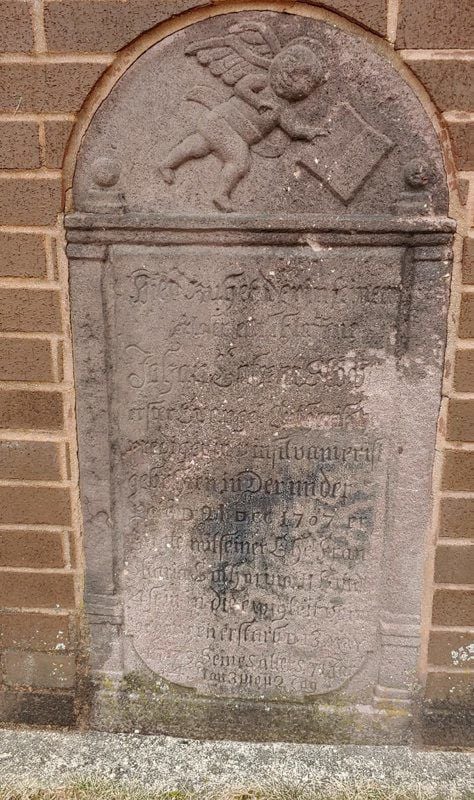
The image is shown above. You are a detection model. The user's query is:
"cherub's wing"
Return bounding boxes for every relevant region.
[185,21,281,86]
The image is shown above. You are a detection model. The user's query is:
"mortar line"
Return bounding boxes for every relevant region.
[31,0,46,54]
[0,478,73,488]
[440,490,474,497]
[0,607,72,616]
[38,120,47,168]
[433,582,474,590]
[0,113,77,123]
[401,49,474,60]
[437,538,474,546]
[431,624,474,632]
[0,381,72,391]
[0,169,62,179]
[426,665,474,674]
[44,233,56,282]
[0,332,64,341]
[0,225,57,235]
[61,530,72,570]
[386,0,400,45]
[0,431,69,442]
[0,279,61,289]
[0,53,114,64]
[0,566,79,575]
[0,523,72,531]
[443,111,474,123]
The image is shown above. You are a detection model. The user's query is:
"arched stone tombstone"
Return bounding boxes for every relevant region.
[67,8,455,741]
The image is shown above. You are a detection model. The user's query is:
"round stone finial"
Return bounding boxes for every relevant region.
[404,158,433,190]
[91,157,121,188]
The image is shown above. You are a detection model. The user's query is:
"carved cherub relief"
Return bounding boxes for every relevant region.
[158,21,328,211]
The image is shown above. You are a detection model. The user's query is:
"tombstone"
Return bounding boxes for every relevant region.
[67,10,454,741]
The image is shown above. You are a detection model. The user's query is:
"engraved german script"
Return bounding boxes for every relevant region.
[106,245,400,697]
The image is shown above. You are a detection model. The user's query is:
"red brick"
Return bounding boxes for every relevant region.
[446,398,474,442]
[462,236,474,285]
[404,58,474,112]
[0,530,64,569]
[0,121,40,169]
[44,0,210,52]
[0,689,76,726]
[2,651,75,688]
[0,62,106,113]
[44,0,388,51]
[453,349,474,393]
[428,631,474,668]
[425,671,474,703]
[442,450,474,492]
[0,389,63,430]
[439,497,474,539]
[396,1,474,49]
[459,293,474,339]
[432,589,474,626]
[0,571,75,609]
[0,233,47,279]
[0,1,34,52]
[434,544,474,584]
[447,119,474,172]
[0,611,69,650]
[0,289,61,333]
[44,120,74,169]
[0,485,70,525]
[0,440,61,481]
[0,177,61,226]
[0,338,54,382]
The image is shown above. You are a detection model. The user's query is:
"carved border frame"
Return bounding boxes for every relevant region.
[67,214,454,728]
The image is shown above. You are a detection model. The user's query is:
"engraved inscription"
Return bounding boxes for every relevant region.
[107,245,400,697]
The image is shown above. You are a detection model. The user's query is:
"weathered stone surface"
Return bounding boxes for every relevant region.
[68,11,453,741]
[74,12,448,215]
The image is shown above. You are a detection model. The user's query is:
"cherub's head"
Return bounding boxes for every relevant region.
[269,43,326,101]
[404,158,433,189]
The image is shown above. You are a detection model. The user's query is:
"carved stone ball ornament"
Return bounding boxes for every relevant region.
[92,157,121,188]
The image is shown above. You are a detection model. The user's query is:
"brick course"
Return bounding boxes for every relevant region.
[0,338,54,382]
[2,651,75,689]
[396,1,474,50]
[43,120,74,169]
[0,289,62,333]
[0,1,34,53]
[0,530,65,568]
[0,611,70,650]
[0,439,61,480]
[0,121,40,169]
[0,63,108,114]
[0,571,75,609]
[0,389,63,430]
[403,58,474,112]
[0,177,62,226]
[0,234,48,279]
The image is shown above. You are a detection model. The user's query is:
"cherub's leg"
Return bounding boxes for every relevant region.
[159,134,210,184]
[214,140,251,212]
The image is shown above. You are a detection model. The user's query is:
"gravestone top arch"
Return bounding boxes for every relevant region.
[67,8,454,741]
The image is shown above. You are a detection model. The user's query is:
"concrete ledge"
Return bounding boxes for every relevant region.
[0,729,472,796]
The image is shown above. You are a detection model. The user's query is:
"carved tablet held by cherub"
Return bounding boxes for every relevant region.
[158,21,328,211]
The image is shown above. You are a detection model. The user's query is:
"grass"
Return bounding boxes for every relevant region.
[0,781,471,800]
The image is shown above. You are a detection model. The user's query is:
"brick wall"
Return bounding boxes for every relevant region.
[0,0,472,732]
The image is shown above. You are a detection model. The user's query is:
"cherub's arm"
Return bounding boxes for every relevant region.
[279,107,328,140]
[234,73,270,110]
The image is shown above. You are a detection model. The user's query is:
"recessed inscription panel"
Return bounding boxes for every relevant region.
[107,245,400,698]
